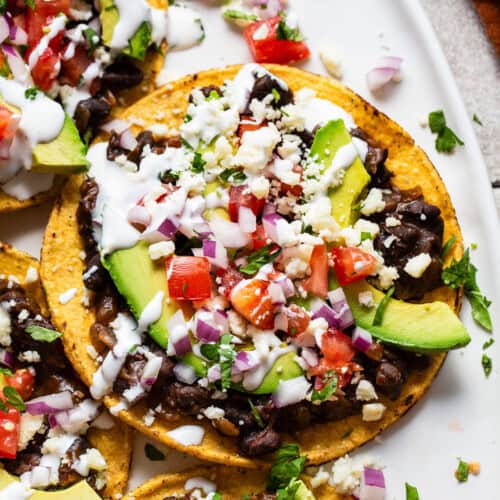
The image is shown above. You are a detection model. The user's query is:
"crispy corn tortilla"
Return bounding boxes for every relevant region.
[0,0,168,214]
[0,242,133,499]
[40,65,463,468]
[125,466,341,500]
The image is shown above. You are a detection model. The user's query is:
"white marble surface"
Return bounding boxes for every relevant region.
[422,0,500,214]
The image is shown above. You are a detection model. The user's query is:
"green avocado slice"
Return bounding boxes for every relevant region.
[310,119,371,227]
[103,241,180,348]
[340,280,470,352]
[31,114,89,174]
[0,468,100,499]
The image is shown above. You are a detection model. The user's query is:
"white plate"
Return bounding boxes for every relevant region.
[1,0,499,497]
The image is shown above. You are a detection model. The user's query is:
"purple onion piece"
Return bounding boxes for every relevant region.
[203,239,216,259]
[173,335,192,356]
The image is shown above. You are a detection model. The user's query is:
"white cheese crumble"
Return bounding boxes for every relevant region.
[249,176,270,200]
[358,291,375,308]
[385,216,401,227]
[0,305,11,346]
[355,380,378,401]
[404,253,432,278]
[148,241,175,260]
[376,265,399,289]
[18,351,41,363]
[18,414,45,451]
[202,406,225,420]
[58,288,77,304]
[360,188,386,216]
[24,266,38,284]
[319,46,343,79]
[362,402,386,422]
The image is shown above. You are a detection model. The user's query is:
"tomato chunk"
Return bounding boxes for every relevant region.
[238,115,265,138]
[243,17,310,64]
[230,279,275,329]
[228,185,265,223]
[0,408,20,459]
[285,304,310,336]
[302,244,328,298]
[4,369,35,401]
[167,256,211,301]
[0,105,18,142]
[30,47,60,91]
[321,329,356,365]
[26,0,70,45]
[250,224,269,251]
[60,44,91,87]
[331,246,377,286]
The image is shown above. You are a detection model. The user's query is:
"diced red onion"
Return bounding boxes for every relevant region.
[168,311,192,356]
[268,282,285,305]
[2,44,29,83]
[301,347,318,368]
[140,355,163,387]
[3,13,26,45]
[328,288,354,330]
[238,205,256,233]
[213,309,229,332]
[196,318,221,343]
[272,376,311,408]
[203,239,216,258]
[352,327,373,353]
[50,400,100,433]
[366,56,402,93]
[0,17,9,44]
[207,364,221,382]
[0,348,14,368]
[209,216,249,248]
[194,239,228,270]
[26,391,74,415]
[174,336,191,356]
[119,128,138,150]
[359,467,385,500]
[173,363,198,384]
[232,351,259,374]
[143,216,179,243]
[127,205,151,228]
[292,329,315,348]
[274,311,288,332]
[312,303,339,328]
[262,202,276,216]
[100,119,130,134]
[246,0,283,18]
[273,275,295,298]
[262,213,283,244]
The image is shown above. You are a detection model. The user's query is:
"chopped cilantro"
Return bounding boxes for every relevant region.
[311,371,337,402]
[482,353,492,377]
[472,113,483,126]
[212,494,222,500]
[223,9,258,22]
[276,17,304,42]
[24,87,39,100]
[239,244,281,276]
[440,235,457,260]
[160,170,180,184]
[191,152,206,173]
[184,114,192,123]
[25,325,62,343]
[341,428,353,439]
[268,444,306,491]
[0,367,12,376]
[276,478,301,500]
[405,483,420,500]
[442,248,492,331]
[360,231,372,242]
[200,343,218,361]
[144,443,165,461]
[456,459,469,482]
[3,386,25,411]
[248,398,264,428]
[471,242,478,250]
[181,137,193,150]
[206,90,220,101]
[218,333,236,391]
[219,168,247,184]
[24,0,35,9]
[272,88,281,103]
[0,0,6,14]
[483,338,494,350]
[83,27,99,52]
[428,110,464,153]
[373,286,395,326]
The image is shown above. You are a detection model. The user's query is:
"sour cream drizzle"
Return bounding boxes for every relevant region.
[166,5,204,51]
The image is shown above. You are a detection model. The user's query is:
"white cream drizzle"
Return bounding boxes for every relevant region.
[166,5,204,51]
[166,424,205,446]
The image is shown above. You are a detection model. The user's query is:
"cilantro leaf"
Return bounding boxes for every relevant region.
[268,444,306,491]
[456,459,469,482]
[3,386,25,411]
[442,248,492,331]
[482,353,492,377]
[206,90,220,101]
[212,494,222,500]
[24,0,35,9]
[239,244,281,276]
[373,286,395,326]
[276,17,304,42]
[144,443,165,461]
[428,110,464,153]
[483,338,494,350]
[276,478,301,500]
[0,367,12,376]
[191,152,206,173]
[272,88,280,103]
[360,231,372,242]
[248,398,264,428]
[219,168,247,184]
[200,343,218,361]
[83,27,99,52]
[405,483,420,500]
[472,113,483,126]
[24,87,39,100]
[441,235,457,260]
[25,325,62,343]
[311,371,337,402]
[218,333,236,391]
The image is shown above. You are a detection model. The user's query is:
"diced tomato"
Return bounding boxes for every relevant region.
[60,44,91,87]
[167,256,211,301]
[238,115,265,138]
[331,246,378,286]
[4,369,35,401]
[243,17,311,64]
[30,47,60,91]
[280,166,303,198]
[321,329,356,365]
[218,268,244,298]
[228,185,266,223]
[230,278,275,329]
[0,106,18,142]
[302,244,328,298]
[26,0,70,45]
[0,408,20,459]
[250,225,269,251]
[308,358,352,388]
[285,304,310,336]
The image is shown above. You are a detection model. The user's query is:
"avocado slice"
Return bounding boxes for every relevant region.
[340,280,470,352]
[31,114,88,174]
[310,119,370,227]
[293,480,316,500]
[103,241,180,348]
[0,468,100,499]
[100,0,152,60]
